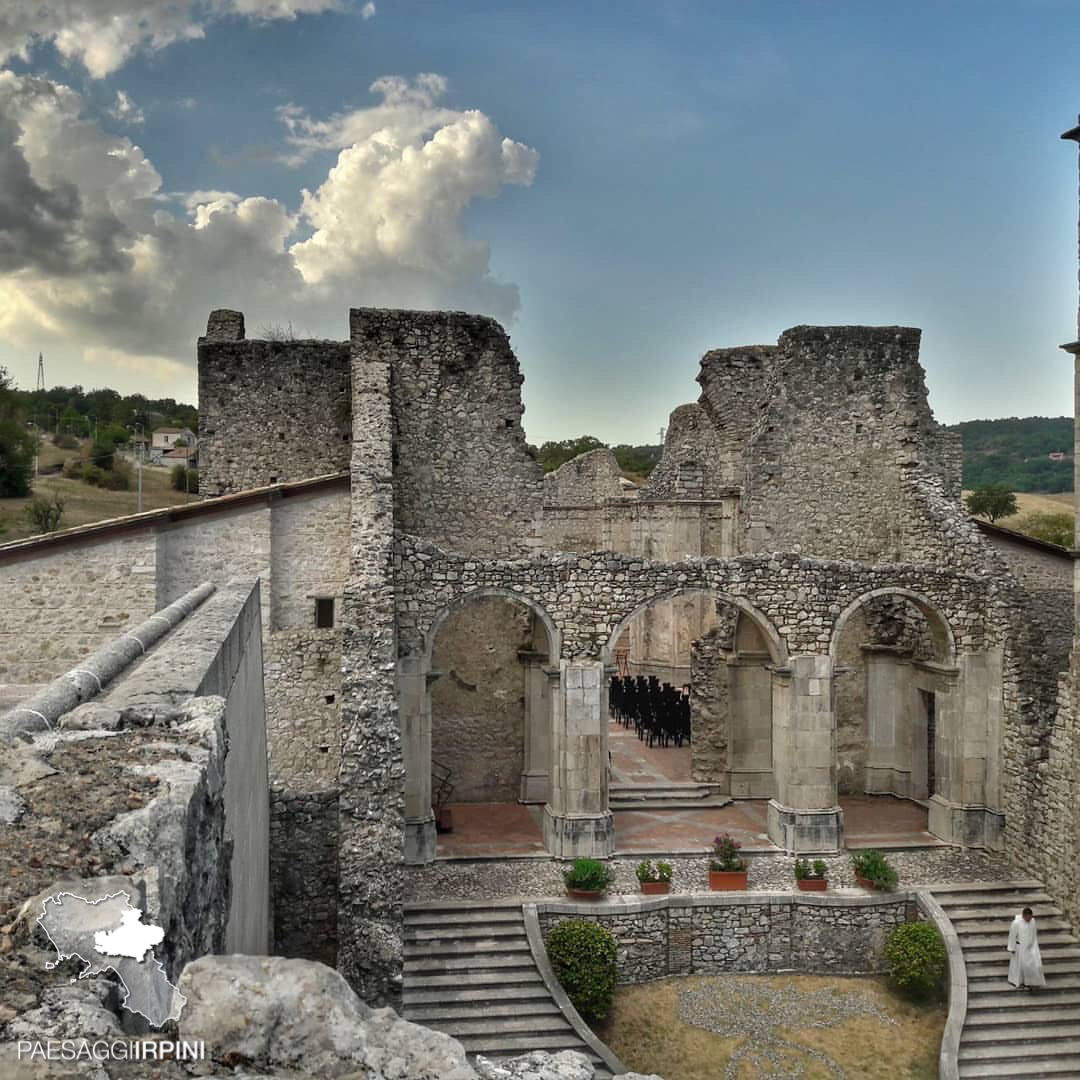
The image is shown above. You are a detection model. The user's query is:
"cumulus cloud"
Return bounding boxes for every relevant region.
[0,0,345,79]
[0,72,538,382]
[361,2,376,17]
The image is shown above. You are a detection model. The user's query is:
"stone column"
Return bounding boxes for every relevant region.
[542,660,615,858]
[519,651,554,803]
[928,650,1004,848]
[767,654,844,853]
[399,656,436,864]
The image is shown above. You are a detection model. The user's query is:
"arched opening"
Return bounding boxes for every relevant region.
[830,589,956,812]
[412,589,558,858]
[605,589,785,797]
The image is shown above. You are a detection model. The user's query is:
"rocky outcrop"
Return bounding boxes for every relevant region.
[177,955,662,1080]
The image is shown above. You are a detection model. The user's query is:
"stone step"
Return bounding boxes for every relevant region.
[609,797,733,811]
[965,1005,1080,1026]
[959,1036,1080,1062]
[404,938,530,959]
[404,969,545,990]
[944,906,1066,924]
[431,1016,577,1038]
[937,893,1057,910]
[930,881,1045,894]
[968,988,1080,1008]
[403,984,554,1007]
[953,918,1072,937]
[962,941,1080,960]
[959,1059,1080,1078]
[610,781,723,794]
[962,1022,1080,1044]
[406,923,526,942]
[967,959,1080,980]
[403,952,536,974]
[454,1033,593,1054]
[405,1001,564,1023]
[405,908,525,927]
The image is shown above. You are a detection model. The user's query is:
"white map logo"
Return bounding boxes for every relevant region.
[37,891,185,1027]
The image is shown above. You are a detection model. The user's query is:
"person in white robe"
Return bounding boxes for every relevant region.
[1007,907,1046,989]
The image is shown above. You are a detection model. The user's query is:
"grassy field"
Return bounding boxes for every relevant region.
[962,490,1075,537]
[598,974,943,1080]
[0,466,198,543]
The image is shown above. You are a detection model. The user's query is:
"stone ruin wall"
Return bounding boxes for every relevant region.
[642,401,739,498]
[198,311,351,497]
[430,596,532,802]
[357,308,545,559]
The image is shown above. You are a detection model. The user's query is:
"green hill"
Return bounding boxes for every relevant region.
[948,417,1074,493]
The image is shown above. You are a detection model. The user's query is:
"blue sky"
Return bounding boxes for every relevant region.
[1,0,1078,443]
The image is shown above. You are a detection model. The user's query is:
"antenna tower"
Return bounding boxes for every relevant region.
[36,352,45,392]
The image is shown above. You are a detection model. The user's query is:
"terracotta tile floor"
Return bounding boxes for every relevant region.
[434,716,938,858]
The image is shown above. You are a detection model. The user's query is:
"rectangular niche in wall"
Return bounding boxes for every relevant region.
[314,597,336,629]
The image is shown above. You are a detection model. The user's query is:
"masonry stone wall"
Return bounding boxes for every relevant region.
[269,788,340,966]
[643,402,738,498]
[198,316,350,496]
[0,533,157,685]
[544,448,624,505]
[537,894,913,983]
[350,308,544,559]
[430,596,536,802]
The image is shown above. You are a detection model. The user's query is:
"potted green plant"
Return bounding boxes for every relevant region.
[636,860,673,895]
[851,849,898,891]
[794,858,829,892]
[709,833,748,891]
[564,857,612,900]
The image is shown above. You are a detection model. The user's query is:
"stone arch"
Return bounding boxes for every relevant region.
[829,586,957,803]
[603,587,787,666]
[829,587,956,666]
[603,588,787,795]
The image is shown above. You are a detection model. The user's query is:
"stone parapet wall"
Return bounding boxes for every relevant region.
[536,892,914,983]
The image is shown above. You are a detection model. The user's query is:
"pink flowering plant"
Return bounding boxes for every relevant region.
[710,832,747,872]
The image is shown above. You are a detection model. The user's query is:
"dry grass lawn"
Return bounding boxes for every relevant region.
[0,469,198,543]
[598,974,943,1080]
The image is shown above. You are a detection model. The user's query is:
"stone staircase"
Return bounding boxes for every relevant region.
[402,901,614,1077]
[931,881,1080,1078]
[609,780,731,811]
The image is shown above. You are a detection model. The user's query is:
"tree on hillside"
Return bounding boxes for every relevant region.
[528,436,607,473]
[1012,512,1074,548]
[0,365,37,498]
[964,484,1018,523]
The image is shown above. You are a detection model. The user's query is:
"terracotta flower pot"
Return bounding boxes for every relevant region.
[640,880,671,895]
[709,870,748,891]
[796,878,828,892]
[856,875,882,891]
[566,888,604,901]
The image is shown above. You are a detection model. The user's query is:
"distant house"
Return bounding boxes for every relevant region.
[162,445,198,467]
[150,427,197,465]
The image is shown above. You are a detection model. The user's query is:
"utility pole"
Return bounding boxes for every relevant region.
[658,426,666,445]
[137,454,143,514]
[36,352,45,392]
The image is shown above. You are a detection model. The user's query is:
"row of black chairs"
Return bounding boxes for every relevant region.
[609,674,691,748]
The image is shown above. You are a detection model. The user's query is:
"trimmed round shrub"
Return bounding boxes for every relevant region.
[545,919,617,1022]
[563,858,611,893]
[884,921,947,1001]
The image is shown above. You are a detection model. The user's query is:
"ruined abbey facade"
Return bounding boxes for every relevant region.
[3,303,1079,1009]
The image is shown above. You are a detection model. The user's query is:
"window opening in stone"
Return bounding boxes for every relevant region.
[315,597,335,629]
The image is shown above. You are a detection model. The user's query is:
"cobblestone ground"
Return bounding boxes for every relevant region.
[679,976,897,1079]
[405,846,1016,903]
